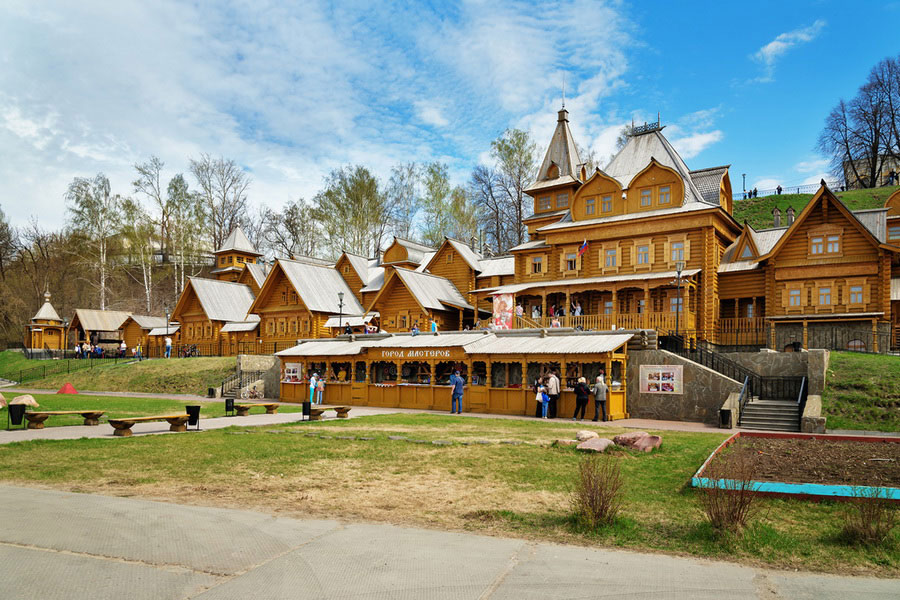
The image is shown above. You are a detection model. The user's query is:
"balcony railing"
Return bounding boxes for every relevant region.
[515,311,696,332]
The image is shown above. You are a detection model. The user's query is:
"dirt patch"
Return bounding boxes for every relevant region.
[712,436,900,487]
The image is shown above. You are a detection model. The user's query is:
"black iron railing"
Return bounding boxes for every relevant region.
[220,369,266,399]
[4,357,126,385]
[737,375,750,420]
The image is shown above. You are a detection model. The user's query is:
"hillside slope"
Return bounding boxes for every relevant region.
[822,351,900,432]
[733,186,897,230]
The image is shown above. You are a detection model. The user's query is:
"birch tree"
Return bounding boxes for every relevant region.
[167,174,205,300]
[420,162,452,247]
[132,156,169,262]
[386,163,421,240]
[312,165,388,257]
[120,197,155,312]
[65,174,121,310]
[189,154,251,250]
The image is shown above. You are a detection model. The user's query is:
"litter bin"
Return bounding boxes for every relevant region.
[186,405,201,430]
[225,397,235,416]
[207,387,216,399]
[8,404,26,429]
[302,401,311,421]
[719,408,732,429]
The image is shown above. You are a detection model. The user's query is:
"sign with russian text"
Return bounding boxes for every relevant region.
[639,365,683,394]
[492,293,514,329]
[380,349,452,359]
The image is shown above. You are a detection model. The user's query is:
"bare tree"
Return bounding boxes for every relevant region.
[65,174,121,310]
[0,206,17,282]
[490,129,537,249]
[264,199,319,259]
[189,154,251,250]
[120,197,155,312]
[470,165,508,252]
[167,174,205,300]
[132,156,169,262]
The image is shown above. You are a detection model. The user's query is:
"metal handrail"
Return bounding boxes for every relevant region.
[737,376,750,426]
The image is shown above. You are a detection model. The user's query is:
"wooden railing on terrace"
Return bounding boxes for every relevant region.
[514,312,696,332]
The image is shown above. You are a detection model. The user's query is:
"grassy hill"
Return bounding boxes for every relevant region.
[0,351,34,380]
[822,351,900,432]
[733,185,898,230]
[19,356,236,396]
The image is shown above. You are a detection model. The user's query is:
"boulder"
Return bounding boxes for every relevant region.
[553,439,579,447]
[10,395,39,408]
[575,430,599,442]
[0,392,5,408]
[633,435,662,453]
[613,431,649,448]
[576,438,615,453]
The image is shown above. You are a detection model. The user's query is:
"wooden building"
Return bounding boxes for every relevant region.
[68,309,132,346]
[24,291,65,351]
[367,266,478,332]
[171,277,258,355]
[210,227,263,282]
[120,314,168,350]
[276,329,629,418]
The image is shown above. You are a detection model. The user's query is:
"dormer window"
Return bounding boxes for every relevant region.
[640,189,652,207]
[538,196,551,210]
[659,186,671,204]
[889,225,900,240]
[601,196,612,212]
[585,197,595,215]
[740,245,753,259]
[809,229,842,257]
[826,235,840,253]
[556,193,568,208]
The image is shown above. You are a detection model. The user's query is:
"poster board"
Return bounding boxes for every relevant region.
[283,362,303,383]
[492,293,514,329]
[639,365,683,394]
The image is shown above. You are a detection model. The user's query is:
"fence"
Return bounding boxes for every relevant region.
[2,357,129,385]
[731,179,842,201]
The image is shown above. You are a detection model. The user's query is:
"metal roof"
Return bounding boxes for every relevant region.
[718,262,760,273]
[71,309,132,332]
[536,201,712,232]
[476,268,701,295]
[215,227,261,256]
[278,259,365,315]
[243,262,270,288]
[32,301,62,322]
[523,209,570,222]
[360,268,386,293]
[148,324,179,336]
[525,108,582,193]
[508,240,551,252]
[393,268,473,311]
[387,238,435,265]
[343,252,373,285]
[291,255,334,267]
[415,252,436,272]
[221,321,260,333]
[276,339,371,357]
[689,166,728,204]
[128,314,168,329]
[323,312,379,328]
[188,277,256,322]
[361,331,486,348]
[445,239,483,271]
[477,256,515,278]
[751,228,787,255]
[465,332,633,355]
[852,208,888,243]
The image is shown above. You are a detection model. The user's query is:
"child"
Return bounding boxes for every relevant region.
[316,376,325,404]
[535,377,550,419]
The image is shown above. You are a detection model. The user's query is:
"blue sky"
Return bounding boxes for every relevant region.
[1,0,898,228]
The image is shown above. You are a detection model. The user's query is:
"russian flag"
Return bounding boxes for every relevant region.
[577,238,588,257]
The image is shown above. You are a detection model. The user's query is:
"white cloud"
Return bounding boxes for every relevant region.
[751,20,826,82]
[752,178,781,191]
[794,157,829,173]
[802,173,831,186]
[413,100,449,128]
[670,131,724,160]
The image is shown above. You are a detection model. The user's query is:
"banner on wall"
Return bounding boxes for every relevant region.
[639,365,683,394]
[283,362,303,383]
[492,293,514,329]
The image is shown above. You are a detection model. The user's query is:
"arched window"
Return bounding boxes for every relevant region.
[847,339,866,352]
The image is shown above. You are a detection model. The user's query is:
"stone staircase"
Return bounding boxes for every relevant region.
[739,399,801,432]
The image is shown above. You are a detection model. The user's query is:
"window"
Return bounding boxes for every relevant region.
[279,321,286,334]
[746,304,754,318]
[826,235,840,253]
[566,252,577,271]
[818,287,831,306]
[531,256,543,274]
[740,245,753,258]
[889,226,900,240]
[810,236,824,255]
[237,256,244,263]
[604,301,613,315]
[601,196,612,212]
[671,241,685,262]
[291,291,298,304]
[605,249,617,267]
[670,297,683,312]
[658,186,671,204]
[538,196,551,210]
[281,291,287,304]
[556,193,568,208]
[228,256,233,264]
[849,285,863,304]
[446,253,453,263]
[637,299,646,314]
[847,339,866,352]
[640,189,652,206]
[789,289,802,307]
[637,245,650,265]
[585,197,595,215]
[219,257,226,265]
[343,265,350,273]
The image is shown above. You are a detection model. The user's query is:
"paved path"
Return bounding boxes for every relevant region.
[0,485,895,599]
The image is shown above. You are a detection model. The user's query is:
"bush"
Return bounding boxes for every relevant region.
[841,487,897,546]
[697,449,760,536]
[571,454,623,529]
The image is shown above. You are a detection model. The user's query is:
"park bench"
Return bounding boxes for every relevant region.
[107,414,190,437]
[24,410,105,429]
[234,403,279,417]
[309,406,351,421]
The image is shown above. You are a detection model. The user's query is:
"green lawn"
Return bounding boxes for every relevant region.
[0,393,300,427]
[0,413,895,575]
[0,350,37,380]
[822,352,900,432]
[733,185,897,230]
[23,356,237,396]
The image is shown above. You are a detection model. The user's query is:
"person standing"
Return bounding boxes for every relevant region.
[591,374,608,422]
[572,376,590,421]
[164,336,172,359]
[74,343,81,360]
[309,372,319,405]
[119,340,127,358]
[316,376,325,404]
[536,377,549,419]
[343,322,352,335]
[430,319,438,333]
[449,369,464,414]
[411,322,420,336]
[546,369,560,419]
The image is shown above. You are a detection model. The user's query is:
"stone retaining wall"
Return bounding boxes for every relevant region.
[237,355,281,399]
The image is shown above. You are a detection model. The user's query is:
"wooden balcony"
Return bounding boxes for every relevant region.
[515,311,696,332]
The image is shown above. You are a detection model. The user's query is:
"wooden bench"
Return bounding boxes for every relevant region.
[234,403,279,417]
[24,410,105,429]
[309,406,351,421]
[108,414,190,437]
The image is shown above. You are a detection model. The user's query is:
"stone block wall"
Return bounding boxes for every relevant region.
[627,350,742,425]
[237,354,281,399]
[719,350,808,378]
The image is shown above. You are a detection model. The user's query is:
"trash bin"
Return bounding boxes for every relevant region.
[8,404,26,429]
[719,408,732,429]
[207,387,216,398]
[302,401,311,421]
[186,405,201,429]
[225,397,235,416]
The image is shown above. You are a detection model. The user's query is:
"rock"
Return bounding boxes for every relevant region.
[358,437,374,441]
[473,440,492,445]
[576,438,615,453]
[388,435,408,441]
[613,431,649,448]
[432,440,452,446]
[553,439,580,447]
[633,435,662,452]
[576,430,599,442]
[501,440,523,445]
[335,435,356,440]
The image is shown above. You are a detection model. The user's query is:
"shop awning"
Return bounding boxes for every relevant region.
[324,312,379,328]
[474,269,701,295]
[464,333,633,355]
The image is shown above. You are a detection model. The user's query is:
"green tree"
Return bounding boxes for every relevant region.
[446,187,479,244]
[420,162,452,247]
[120,197,156,312]
[167,174,206,301]
[312,165,389,257]
[386,162,421,240]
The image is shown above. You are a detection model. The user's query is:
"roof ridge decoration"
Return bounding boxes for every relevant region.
[215,226,261,256]
[527,107,582,192]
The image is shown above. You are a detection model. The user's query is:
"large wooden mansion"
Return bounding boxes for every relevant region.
[26,108,900,355]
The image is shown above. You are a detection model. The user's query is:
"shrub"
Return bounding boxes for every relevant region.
[841,487,897,546]
[697,449,760,536]
[571,454,623,529]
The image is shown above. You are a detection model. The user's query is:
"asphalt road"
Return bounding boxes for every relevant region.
[0,485,896,599]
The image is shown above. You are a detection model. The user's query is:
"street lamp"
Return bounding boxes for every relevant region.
[742,173,746,193]
[337,292,345,337]
[674,260,685,344]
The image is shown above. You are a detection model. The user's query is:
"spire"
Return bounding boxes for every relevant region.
[526,107,582,191]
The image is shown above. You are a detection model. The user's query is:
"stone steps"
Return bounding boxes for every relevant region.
[740,399,800,432]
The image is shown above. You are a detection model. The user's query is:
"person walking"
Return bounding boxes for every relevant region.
[591,374,609,422]
[74,343,81,360]
[449,369,464,414]
[546,369,560,419]
[119,340,127,358]
[309,372,319,405]
[135,343,142,360]
[572,376,590,421]
[164,336,172,359]
[316,376,325,404]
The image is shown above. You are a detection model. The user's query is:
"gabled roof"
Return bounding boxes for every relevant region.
[252,258,364,315]
[445,238,483,271]
[148,324,179,336]
[127,314,168,330]
[291,255,333,267]
[360,268,386,293]
[215,227,261,256]
[689,166,729,205]
[852,208,889,243]
[242,262,271,288]
[526,108,582,193]
[32,301,61,322]
[378,267,473,312]
[71,309,132,332]
[477,256,515,278]
[184,277,256,322]
[508,240,551,252]
[342,252,373,285]
[605,129,708,205]
[389,238,436,265]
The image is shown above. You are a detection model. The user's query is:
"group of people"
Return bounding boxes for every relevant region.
[533,370,608,421]
[73,342,105,359]
[73,337,172,360]
[526,301,583,320]
[308,372,326,404]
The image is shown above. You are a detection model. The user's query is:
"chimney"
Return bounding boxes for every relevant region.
[470,235,477,251]
[772,207,781,228]
[786,206,795,225]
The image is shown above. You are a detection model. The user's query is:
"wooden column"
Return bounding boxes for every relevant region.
[683,286,692,329]
[541,292,547,326]
[565,289,571,327]
[872,318,879,353]
[364,361,371,383]
[802,320,808,349]
[611,288,618,329]
[486,361,493,389]
[395,361,402,385]
[769,321,776,350]
[642,282,650,328]
[734,298,739,320]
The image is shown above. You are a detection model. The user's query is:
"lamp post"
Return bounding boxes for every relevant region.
[674,260,685,344]
[337,291,345,337]
[742,173,746,193]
